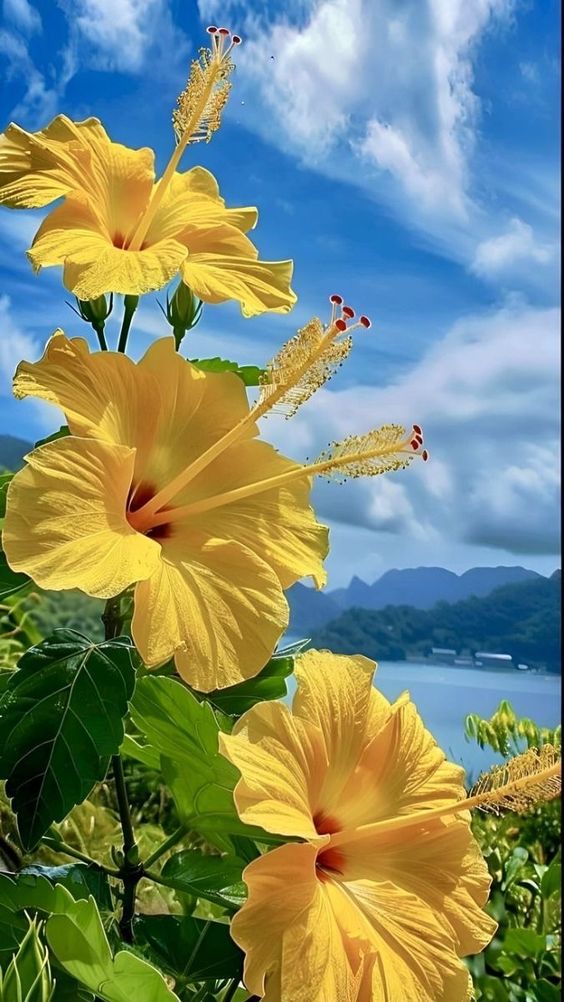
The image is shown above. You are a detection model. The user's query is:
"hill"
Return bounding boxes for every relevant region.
[0,435,33,471]
[309,574,561,671]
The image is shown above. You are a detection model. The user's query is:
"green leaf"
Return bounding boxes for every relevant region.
[0,473,13,519]
[160,850,247,911]
[134,914,243,985]
[188,357,265,386]
[120,733,161,771]
[34,427,70,450]
[540,860,561,899]
[0,631,135,849]
[130,677,280,843]
[46,896,180,1001]
[504,927,547,959]
[19,865,112,911]
[0,550,30,601]
[204,654,294,717]
[0,871,87,967]
[0,915,55,1001]
[533,981,561,1002]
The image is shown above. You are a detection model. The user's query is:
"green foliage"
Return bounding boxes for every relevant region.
[160,851,247,911]
[0,551,30,602]
[466,701,561,1000]
[311,575,561,669]
[134,915,244,986]
[34,427,70,450]
[188,356,265,386]
[46,895,181,1001]
[0,632,135,848]
[0,916,55,1002]
[202,653,294,716]
[130,677,280,845]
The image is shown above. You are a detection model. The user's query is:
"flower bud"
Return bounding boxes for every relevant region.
[165,282,203,348]
[76,294,113,324]
[0,918,55,1001]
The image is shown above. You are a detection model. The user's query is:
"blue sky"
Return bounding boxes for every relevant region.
[0,0,560,587]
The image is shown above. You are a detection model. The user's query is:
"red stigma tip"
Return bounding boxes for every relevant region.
[410,439,419,450]
[342,305,355,318]
[415,433,423,444]
[207,25,218,33]
[359,315,371,328]
[422,449,429,461]
[330,293,343,305]
[232,34,242,44]
[335,318,348,332]
[218,27,230,35]
[412,424,422,435]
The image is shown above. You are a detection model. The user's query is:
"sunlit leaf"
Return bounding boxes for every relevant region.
[160,850,247,911]
[0,631,135,848]
[189,356,265,386]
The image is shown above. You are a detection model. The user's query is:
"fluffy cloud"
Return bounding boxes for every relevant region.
[59,0,190,76]
[0,295,39,394]
[199,0,512,230]
[2,0,41,34]
[472,217,553,278]
[266,301,560,556]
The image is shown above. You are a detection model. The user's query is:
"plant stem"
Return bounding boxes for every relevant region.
[41,836,120,877]
[93,322,108,351]
[143,825,188,869]
[104,595,142,943]
[117,295,139,353]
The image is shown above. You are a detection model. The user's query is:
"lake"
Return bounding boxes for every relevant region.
[283,650,561,779]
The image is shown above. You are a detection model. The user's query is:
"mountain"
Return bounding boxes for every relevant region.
[0,435,33,471]
[286,582,341,633]
[310,574,561,671]
[328,565,542,612]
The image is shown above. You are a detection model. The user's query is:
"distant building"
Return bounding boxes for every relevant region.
[474,652,514,669]
[431,647,457,664]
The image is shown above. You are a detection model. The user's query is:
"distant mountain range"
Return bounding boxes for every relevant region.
[288,565,549,633]
[0,435,32,472]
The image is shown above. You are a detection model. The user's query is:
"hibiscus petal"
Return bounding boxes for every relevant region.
[291,650,388,822]
[187,439,328,589]
[3,437,160,597]
[0,115,113,207]
[342,817,496,956]
[181,254,296,317]
[232,844,363,1002]
[220,702,327,840]
[131,532,289,690]
[326,878,472,1002]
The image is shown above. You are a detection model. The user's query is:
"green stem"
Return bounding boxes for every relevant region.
[41,836,120,877]
[104,595,141,943]
[143,825,187,870]
[222,980,241,1002]
[93,322,108,351]
[117,295,139,353]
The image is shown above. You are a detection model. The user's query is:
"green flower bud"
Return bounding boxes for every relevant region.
[165,282,203,348]
[1,918,54,1001]
[76,294,113,324]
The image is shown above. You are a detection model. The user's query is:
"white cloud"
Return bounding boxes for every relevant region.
[0,295,39,393]
[199,0,512,229]
[2,0,41,34]
[0,28,74,126]
[472,217,553,278]
[60,0,190,76]
[266,301,560,557]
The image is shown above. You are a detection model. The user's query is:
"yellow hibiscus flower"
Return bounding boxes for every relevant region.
[219,650,497,1001]
[3,301,426,689]
[0,29,296,315]
[1,333,327,690]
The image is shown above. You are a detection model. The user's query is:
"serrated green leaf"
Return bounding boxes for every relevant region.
[0,915,55,1001]
[46,896,180,1002]
[0,550,30,601]
[203,655,294,717]
[0,872,77,967]
[19,865,112,911]
[130,678,280,844]
[34,427,70,450]
[0,631,135,849]
[188,357,265,386]
[134,914,243,985]
[160,851,246,911]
